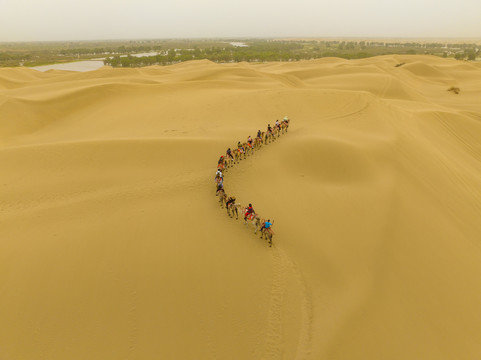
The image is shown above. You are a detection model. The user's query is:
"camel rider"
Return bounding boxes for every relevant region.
[275,120,280,129]
[226,148,234,160]
[215,169,223,179]
[225,196,236,208]
[261,219,273,232]
[267,124,272,133]
[218,155,225,165]
[244,203,255,220]
[237,142,244,154]
[247,136,253,147]
[257,130,262,139]
[216,181,224,193]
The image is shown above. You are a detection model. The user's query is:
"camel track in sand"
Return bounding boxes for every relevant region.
[215,127,314,359]
[263,247,313,360]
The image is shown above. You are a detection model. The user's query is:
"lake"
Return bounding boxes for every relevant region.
[31,52,161,72]
[31,60,105,72]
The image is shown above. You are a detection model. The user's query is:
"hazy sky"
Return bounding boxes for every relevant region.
[1,0,480,41]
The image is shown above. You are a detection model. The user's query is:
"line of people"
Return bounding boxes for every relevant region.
[214,117,290,247]
[217,116,290,172]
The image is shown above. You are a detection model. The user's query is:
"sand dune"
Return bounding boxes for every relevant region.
[1,55,481,359]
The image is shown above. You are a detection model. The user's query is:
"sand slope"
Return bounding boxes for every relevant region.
[1,56,481,359]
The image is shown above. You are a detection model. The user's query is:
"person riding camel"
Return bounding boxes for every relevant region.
[215,173,223,185]
[257,130,262,139]
[275,120,280,129]
[247,136,253,148]
[237,141,245,154]
[217,155,225,170]
[282,116,290,132]
[225,196,236,208]
[216,181,224,194]
[244,203,255,221]
[261,219,273,233]
[215,169,223,179]
[267,124,272,134]
[226,148,234,160]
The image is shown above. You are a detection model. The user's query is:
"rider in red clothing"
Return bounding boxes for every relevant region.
[244,203,255,221]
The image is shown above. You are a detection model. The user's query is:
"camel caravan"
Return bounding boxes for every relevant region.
[215,116,290,247]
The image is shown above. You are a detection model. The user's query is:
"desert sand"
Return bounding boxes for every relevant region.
[1,55,481,359]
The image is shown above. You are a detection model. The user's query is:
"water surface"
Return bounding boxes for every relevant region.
[31,52,162,72]
[31,60,105,72]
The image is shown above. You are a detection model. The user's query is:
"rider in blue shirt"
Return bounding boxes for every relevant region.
[260,219,273,234]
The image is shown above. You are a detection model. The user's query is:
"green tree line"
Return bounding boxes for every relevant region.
[1,39,479,68]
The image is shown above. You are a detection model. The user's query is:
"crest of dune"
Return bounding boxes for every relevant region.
[1,55,481,360]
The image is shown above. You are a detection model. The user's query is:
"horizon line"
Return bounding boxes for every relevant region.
[2,36,481,44]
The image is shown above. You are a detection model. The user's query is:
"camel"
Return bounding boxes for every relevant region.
[245,142,254,156]
[281,118,289,133]
[265,131,273,144]
[216,188,226,207]
[243,210,261,233]
[225,155,234,168]
[237,146,247,160]
[252,214,262,233]
[227,202,241,219]
[215,175,223,186]
[254,135,263,149]
[275,124,281,137]
[260,226,273,247]
[259,219,274,240]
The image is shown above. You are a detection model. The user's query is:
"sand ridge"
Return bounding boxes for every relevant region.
[1,55,481,359]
